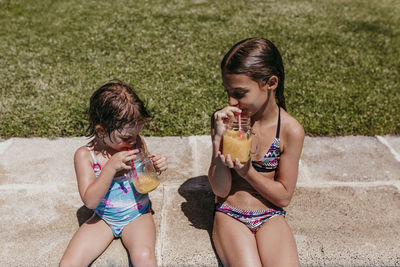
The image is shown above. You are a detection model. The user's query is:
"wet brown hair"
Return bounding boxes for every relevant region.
[87,80,152,138]
[221,37,286,110]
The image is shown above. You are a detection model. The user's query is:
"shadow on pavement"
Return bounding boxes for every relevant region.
[178,175,223,266]
[76,206,94,226]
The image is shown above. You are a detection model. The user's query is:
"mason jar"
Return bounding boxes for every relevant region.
[222,117,253,163]
[131,151,160,194]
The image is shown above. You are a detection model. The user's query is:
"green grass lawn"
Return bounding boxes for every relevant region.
[0,0,399,138]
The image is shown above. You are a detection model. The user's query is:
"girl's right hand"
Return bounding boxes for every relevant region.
[107,149,139,172]
[213,106,242,137]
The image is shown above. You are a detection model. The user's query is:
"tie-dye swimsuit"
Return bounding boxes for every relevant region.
[85,146,150,237]
[216,107,285,234]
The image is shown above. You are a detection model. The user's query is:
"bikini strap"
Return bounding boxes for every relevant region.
[276,107,281,139]
[84,145,102,170]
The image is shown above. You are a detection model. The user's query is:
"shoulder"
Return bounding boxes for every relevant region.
[280,110,305,147]
[74,146,91,162]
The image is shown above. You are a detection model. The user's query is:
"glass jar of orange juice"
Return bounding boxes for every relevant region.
[131,151,160,194]
[222,116,253,163]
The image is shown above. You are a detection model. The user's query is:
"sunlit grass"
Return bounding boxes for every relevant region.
[0,0,399,137]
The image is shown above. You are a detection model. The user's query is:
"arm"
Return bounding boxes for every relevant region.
[207,107,241,198]
[233,120,305,207]
[74,147,138,209]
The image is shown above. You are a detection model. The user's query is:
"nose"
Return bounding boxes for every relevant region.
[228,96,239,106]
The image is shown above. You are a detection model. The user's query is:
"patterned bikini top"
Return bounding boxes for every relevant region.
[251,107,281,173]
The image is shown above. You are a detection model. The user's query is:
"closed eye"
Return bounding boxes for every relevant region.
[121,136,135,142]
[226,89,247,99]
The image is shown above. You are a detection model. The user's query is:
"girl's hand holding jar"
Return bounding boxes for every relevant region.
[213,106,242,138]
[214,106,256,175]
[150,154,168,173]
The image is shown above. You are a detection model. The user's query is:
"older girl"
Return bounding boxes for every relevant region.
[208,38,304,267]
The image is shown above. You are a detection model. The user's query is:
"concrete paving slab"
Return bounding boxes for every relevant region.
[0,137,87,185]
[190,136,213,177]
[0,184,82,266]
[0,137,88,266]
[145,137,197,185]
[288,185,400,266]
[0,137,167,266]
[1,136,400,266]
[301,136,400,183]
[378,135,400,162]
[160,177,218,266]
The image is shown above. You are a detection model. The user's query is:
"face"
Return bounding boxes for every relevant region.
[99,123,144,152]
[222,74,269,117]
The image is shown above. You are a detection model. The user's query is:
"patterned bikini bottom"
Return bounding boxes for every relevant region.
[215,203,286,234]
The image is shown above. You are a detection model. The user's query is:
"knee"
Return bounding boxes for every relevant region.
[59,253,86,267]
[130,246,155,265]
[59,257,79,267]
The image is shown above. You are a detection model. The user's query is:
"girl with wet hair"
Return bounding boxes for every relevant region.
[60,80,167,267]
[209,38,304,266]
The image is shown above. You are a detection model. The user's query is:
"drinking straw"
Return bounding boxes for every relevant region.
[238,113,243,138]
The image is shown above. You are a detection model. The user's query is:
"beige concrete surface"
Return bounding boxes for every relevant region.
[0,135,399,266]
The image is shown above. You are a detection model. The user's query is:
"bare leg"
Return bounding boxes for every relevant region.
[59,214,114,267]
[121,213,157,267]
[255,215,300,267]
[212,211,262,267]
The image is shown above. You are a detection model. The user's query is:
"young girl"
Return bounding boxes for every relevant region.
[208,38,305,266]
[60,80,168,267]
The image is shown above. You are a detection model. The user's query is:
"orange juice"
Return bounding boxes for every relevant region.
[222,130,252,163]
[134,174,161,194]
[131,153,161,194]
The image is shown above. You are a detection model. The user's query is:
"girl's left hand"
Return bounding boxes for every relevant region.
[151,154,168,173]
[218,152,251,178]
